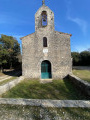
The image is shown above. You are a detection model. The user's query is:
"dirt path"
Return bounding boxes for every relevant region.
[0,76,12,82]
[0,71,21,82]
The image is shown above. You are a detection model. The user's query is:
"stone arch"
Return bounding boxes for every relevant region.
[41,60,52,79]
[41,11,47,26]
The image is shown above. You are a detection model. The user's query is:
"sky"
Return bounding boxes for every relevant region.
[0,0,90,52]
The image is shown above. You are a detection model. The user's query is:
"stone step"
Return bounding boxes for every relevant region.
[40,79,52,83]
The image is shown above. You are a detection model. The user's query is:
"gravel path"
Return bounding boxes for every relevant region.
[73,66,90,70]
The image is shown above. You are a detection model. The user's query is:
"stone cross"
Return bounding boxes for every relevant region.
[42,0,45,5]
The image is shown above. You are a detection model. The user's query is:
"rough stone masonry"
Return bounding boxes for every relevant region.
[20,3,72,80]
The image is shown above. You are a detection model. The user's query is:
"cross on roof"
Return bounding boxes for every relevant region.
[42,0,45,5]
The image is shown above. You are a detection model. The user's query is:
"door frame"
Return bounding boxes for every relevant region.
[41,60,52,79]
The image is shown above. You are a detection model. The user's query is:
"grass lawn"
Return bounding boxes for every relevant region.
[0,104,90,120]
[1,79,89,100]
[73,69,90,83]
[0,77,17,86]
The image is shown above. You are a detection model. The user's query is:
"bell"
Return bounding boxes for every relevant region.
[43,15,47,21]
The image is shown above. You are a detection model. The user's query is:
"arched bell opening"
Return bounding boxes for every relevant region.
[41,11,47,27]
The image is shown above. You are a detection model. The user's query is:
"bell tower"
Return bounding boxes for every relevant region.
[35,0,54,31]
[21,0,72,80]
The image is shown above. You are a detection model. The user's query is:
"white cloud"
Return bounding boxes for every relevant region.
[64,0,87,35]
[68,16,87,35]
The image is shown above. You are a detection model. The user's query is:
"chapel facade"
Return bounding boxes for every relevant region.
[21,1,72,80]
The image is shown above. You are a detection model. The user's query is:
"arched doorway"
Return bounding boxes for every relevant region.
[41,60,52,79]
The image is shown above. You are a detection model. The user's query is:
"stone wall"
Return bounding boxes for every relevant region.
[22,30,72,79]
[68,74,90,97]
[0,76,24,95]
[0,98,90,107]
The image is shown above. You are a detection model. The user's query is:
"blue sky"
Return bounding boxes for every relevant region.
[0,0,90,52]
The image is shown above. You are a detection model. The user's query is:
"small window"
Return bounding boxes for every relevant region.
[42,11,47,26]
[43,37,47,47]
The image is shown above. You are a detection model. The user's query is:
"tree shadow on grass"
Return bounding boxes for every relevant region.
[63,76,90,100]
[2,78,90,100]
[3,70,22,77]
[1,79,75,99]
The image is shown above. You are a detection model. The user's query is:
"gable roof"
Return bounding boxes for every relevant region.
[20,32,35,40]
[55,31,72,36]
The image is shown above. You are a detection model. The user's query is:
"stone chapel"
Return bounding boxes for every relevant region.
[20,1,72,80]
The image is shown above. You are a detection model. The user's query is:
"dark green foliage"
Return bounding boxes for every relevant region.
[0,34,21,71]
[71,52,80,66]
[71,50,90,66]
[80,51,90,66]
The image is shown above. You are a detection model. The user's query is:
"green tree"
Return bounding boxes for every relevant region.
[71,51,90,66]
[0,34,21,71]
[71,52,80,66]
[80,51,90,66]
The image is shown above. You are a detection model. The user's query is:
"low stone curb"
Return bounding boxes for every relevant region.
[0,76,24,95]
[0,76,12,82]
[0,98,90,108]
[0,71,21,82]
[68,74,90,96]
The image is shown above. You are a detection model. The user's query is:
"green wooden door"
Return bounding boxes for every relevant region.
[41,61,52,79]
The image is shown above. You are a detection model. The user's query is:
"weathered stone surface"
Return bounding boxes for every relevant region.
[68,74,90,97]
[40,79,52,83]
[0,98,90,107]
[21,5,72,79]
[0,76,24,95]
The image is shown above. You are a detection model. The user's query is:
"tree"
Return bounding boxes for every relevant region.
[80,51,90,66]
[71,51,90,66]
[0,43,10,71]
[71,52,80,66]
[0,34,21,71]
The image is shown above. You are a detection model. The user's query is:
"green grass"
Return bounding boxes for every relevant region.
[0,77,17,86]
[0,104,90,120]
[73,69,90,83]
[1,79,89,100]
